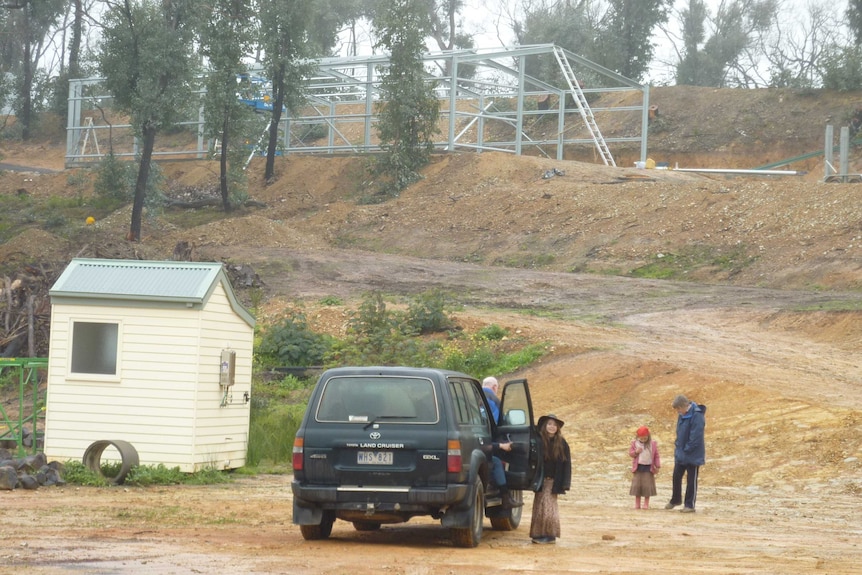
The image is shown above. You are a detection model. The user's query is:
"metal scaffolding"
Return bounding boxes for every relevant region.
[0,357,48,456]
[65,44,649,169]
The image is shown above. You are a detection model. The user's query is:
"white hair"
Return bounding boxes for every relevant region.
[482,376,498,391]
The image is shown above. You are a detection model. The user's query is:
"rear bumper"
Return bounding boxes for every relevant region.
[292,481,469,522]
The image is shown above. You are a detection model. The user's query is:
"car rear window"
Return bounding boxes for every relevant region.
[314,375,438,424]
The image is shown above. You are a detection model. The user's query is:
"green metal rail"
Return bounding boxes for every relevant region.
[0,357,49,457]
[755,137,861,171]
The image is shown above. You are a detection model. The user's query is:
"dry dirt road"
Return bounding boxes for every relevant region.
[2,250,861,574]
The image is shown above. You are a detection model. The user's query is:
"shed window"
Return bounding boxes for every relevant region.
[71,321,119,375]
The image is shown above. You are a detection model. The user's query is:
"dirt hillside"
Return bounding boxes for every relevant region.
[0,86,861,574]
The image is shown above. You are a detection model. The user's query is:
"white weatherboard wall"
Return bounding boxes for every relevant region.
[44,259,255,472]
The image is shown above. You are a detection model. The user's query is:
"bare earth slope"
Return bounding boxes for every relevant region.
[0,86,861,574]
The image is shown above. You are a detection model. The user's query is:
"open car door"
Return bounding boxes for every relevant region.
[495,378,540,490]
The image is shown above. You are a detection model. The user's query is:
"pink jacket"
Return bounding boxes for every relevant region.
[629,439,661,474]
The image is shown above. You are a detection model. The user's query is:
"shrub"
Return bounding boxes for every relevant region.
[255,312,333,368]
[93,153,135,202]
[476,324,508,341]
[407,289,454,334]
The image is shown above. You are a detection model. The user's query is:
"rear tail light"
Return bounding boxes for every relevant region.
[447,439,461,473]
[292,437,304,471]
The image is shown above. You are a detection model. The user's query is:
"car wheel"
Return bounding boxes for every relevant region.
[352,521,381,531]
[490,489,523,530]
[299,511,335,540]
[451,477,484,548]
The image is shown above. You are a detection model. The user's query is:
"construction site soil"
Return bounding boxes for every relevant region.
[1,85,861,574]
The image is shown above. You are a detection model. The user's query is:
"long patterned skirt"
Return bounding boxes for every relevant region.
[529,478,561,539]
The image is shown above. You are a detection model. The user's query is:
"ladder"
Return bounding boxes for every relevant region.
[245,120,273,169]
[75,116,100,157]
[553,46,615,167]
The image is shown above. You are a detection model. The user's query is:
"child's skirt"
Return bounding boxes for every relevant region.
[629,466,656,497]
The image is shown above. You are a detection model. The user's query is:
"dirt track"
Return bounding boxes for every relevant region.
[2,85,862,573]
[3,251,861,575]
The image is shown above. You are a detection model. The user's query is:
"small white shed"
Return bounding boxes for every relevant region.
[44,258,256,473]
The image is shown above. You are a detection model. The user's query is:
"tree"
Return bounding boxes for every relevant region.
[675,0,712,85]
[849,0,862,46]
[764,1,844,88]
[98,0,198,241]
[0,0,64,139]
[198,0,257,211]
[257,0,317,183]
[675,0,778,87]
[595,0,671,82]
[372,0,440,197]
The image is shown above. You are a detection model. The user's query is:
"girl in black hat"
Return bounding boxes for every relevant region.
[530,414,571,544]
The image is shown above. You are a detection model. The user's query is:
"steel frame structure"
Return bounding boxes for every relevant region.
[65,44,649,169]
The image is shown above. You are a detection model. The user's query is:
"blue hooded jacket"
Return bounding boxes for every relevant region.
[674,403,706,466]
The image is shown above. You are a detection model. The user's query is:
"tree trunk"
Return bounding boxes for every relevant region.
[220,116,231,211]
[264,64,286,183]
[20,4,32,140]
[69,0,82,78]
[129,125,157,242]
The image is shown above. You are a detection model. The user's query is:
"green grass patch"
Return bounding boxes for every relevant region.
[162,207,234,229]
[629,244,756,280]
[61,460,232,487]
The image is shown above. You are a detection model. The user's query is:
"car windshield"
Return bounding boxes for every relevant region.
[315,375,438,424]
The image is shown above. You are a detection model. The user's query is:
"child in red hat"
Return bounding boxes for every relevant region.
[629,426,661,509]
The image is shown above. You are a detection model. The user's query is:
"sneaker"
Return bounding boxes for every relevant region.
[664,503,678,509]
[532,536,554,544]
[681,507,696,513]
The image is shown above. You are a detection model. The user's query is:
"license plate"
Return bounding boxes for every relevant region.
[357,451,393,465]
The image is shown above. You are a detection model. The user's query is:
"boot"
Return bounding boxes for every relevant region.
[501,487,523,509]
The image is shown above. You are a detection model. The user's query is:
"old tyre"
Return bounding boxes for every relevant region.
[451,477,484,548]
[299,511,335,540]
[490,489,523,530]
[82,440,139,485]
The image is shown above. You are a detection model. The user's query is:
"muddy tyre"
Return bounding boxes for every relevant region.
[490,489,523,531]
[451,477,484,548]
[299,512,335,540]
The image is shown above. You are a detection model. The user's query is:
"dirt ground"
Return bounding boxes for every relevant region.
[1,86,862,573]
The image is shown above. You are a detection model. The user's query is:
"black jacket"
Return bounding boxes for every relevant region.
[531,437,571,494]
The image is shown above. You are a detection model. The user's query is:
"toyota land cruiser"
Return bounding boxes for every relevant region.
[291,366,539,547]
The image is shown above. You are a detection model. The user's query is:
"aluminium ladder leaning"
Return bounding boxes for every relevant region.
[552,46,616,167]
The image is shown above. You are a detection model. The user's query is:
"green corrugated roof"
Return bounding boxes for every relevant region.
[50,258,255,327]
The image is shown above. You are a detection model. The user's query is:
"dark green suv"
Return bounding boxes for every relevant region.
[291,366,540,547]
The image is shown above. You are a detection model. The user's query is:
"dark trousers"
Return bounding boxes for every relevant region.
[670,462,699,509]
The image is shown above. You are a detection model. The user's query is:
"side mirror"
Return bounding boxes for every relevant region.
[505,409,527,425]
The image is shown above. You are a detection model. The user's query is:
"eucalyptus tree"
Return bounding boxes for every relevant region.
[198,0,258,211]
[595,0,671,82]
[675,0,777,87]
[514,1,598,86]
[849,0,862,46]
[372,0,440,196]
[98,0,199,241]
[0,0,65,139]
[256,0,318,183]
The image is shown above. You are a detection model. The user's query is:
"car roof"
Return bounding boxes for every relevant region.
[320,366,475,380]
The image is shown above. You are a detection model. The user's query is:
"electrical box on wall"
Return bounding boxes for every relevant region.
[220,349,236,387]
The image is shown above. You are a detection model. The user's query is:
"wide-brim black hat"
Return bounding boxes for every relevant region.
[537,414,564,429]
